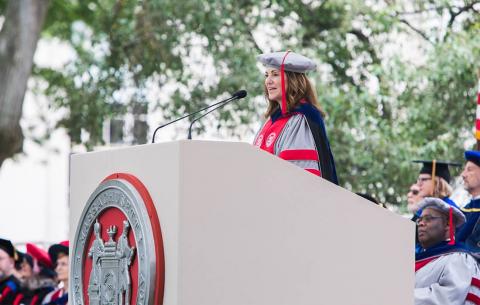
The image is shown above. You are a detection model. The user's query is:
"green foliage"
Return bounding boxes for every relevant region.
[25,0,480,205]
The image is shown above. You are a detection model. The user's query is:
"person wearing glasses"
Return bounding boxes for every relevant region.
[415,197,480,305]
[412,160,460,208]
[407,184,422,215]
[253,51,338,184]
[456,150,480,254]
[411,160,461,254]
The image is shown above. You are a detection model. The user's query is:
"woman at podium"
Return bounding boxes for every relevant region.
[253,51,338,184]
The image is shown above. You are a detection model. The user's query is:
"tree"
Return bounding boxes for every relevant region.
[0,0,49,167]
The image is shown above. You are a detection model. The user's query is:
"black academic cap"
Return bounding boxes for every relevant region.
[412,160,461,183]
[15,251,33,269]
[48,240,69,264]
[0,238,16,259]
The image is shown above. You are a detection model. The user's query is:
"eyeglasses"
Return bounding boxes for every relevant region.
[415,215,444,225]
[417,177,432,184]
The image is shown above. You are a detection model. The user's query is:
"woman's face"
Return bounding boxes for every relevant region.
[55,255,69,283]
[19,260,33,279]
[264,68,285,102]
[417,174,434,197]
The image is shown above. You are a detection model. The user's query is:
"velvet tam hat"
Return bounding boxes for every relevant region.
[27,243,53,269]
[418,197,465,228]
[257,51,317,73]
[465,150,480,167]
[257,51,316,115]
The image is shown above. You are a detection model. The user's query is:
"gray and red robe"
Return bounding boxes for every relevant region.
[415,243,480,305]
[254,102,338,184]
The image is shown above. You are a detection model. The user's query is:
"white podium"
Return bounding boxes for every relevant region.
[70,140,414,305]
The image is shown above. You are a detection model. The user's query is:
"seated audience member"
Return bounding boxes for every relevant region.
[407,184,422,218]
[0,238,21,305]
[457,150,480,253]
[415,198,480,305]
[412,159,460,209]
[409,183,425,253]
[43,241,68,305]
[15,243,56,305]
[14,251,34,282]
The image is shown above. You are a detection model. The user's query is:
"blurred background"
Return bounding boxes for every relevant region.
[0,0,479,246]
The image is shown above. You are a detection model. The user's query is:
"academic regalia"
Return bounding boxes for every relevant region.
[47,241,68,265]
[42,241,69,305]
[13,244,57,305]
[16,251,33,271]
[412,159,461,184]
[254,102,338,184]
[26,244,53,270]
[456,151,480,253]
[254,51,338,184]
[0,275,21,305]
[26,243,56,280]
[414,197,460,219]
[411,160,461,253]
[412,159,461,207]
[414,199,480,305]
[15,283,55,305]
[40,287,67,305]
[415,242,480,305]
[0,238,21,305]
[457,198,480,252]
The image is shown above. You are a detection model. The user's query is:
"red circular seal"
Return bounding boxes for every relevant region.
[72,173,164,305]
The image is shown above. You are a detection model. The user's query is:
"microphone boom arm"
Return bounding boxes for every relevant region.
[151,95,236,143]
[187,97,237,140]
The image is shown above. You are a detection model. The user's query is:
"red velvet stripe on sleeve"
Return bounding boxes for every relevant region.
[472,277,480,289]
[31,295,39,305]
[466,292,480,305]
[305,169,321,176]
[279,149,319,161]
[0,286,12,302]
[13,294,23,305]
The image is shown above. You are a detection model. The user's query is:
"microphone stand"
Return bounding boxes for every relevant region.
[151,96,236,143]
[187,97,239,140]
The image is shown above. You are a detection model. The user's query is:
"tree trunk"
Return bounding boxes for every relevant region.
[0,0,49,168]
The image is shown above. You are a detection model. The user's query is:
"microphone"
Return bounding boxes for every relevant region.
[187,90,247,140]
[232,89,247,99]
[151,90,245,143]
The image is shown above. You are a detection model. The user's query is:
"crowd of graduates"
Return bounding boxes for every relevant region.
[0,239,68,305]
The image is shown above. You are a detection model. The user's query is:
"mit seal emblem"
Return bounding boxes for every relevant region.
[72,173,165,305]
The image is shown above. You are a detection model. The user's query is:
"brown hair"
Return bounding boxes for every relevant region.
[432,177,453,198]
[264,71,325,118]
[57,252,68,260]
